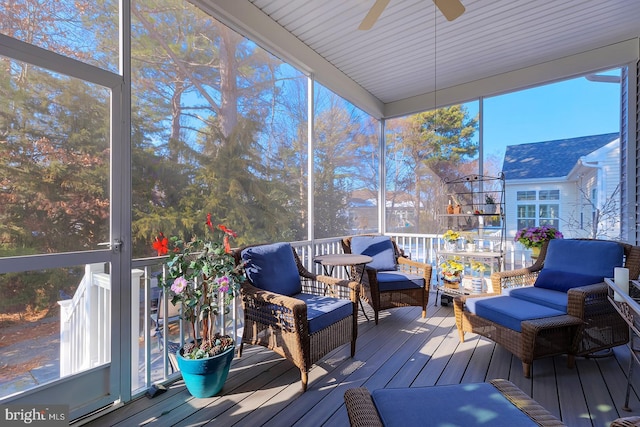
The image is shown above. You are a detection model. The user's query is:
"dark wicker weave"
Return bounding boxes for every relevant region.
[233,244,359,392]
[611,416,640,426]
[455,239,640,377]
[343,379,566,426]
[342,236,432,324]
[343,387,383,427]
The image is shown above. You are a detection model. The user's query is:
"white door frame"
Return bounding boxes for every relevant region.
[0,31,131,419]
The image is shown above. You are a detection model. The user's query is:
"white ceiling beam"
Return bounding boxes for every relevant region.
[385,38,640,118]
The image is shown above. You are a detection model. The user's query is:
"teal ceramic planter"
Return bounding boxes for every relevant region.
[176,345,235,398]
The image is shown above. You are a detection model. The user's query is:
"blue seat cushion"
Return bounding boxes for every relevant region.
[376,271,425,292]
[241,242,302,296]
[350,235,396,271]
[295,293,353,334]
[533,269,605,293]
[372,383,538,427]
[543,239,623,277]
[466,296,565,332]
[504,286,568,312]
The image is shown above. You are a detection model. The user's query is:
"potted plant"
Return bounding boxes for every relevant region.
[514,225,564,259]
[152,213,245,397]
[440,257,464,288]
[460,232,475,251]
[442,229,461,251]
[485,193,496,213]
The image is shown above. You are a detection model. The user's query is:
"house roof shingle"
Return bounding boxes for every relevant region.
[502,133,619,180]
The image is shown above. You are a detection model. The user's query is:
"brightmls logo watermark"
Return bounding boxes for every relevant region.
[1,405,68,426]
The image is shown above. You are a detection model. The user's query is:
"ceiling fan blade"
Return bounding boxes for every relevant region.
[358,0,391,30]
[433,0,465,21]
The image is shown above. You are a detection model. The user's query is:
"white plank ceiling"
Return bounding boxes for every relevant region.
[202,0,640,117]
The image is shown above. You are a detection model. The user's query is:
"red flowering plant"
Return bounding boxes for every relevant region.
[153,214,245,359]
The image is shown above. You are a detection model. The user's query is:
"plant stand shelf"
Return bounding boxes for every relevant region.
[436,173,506,306]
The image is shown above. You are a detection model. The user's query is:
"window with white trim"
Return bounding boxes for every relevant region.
[516,190,560,229]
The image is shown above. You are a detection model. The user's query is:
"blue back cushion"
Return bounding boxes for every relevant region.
[534,269,605,292]
[543,239,623,276]
[534,239,623,292]
[350,236,396,271]
[241,243,302,296]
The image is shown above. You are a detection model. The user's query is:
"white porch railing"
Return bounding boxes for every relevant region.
[292,233,530,283]
[58,233,532,397]
[58,264,143,388]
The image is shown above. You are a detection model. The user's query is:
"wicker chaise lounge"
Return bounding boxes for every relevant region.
[454,239,640,377]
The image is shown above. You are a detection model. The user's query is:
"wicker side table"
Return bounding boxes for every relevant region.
[606,277,640,411]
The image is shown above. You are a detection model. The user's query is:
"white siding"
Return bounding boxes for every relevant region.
[506,139,622,240]
[505,180,574,237]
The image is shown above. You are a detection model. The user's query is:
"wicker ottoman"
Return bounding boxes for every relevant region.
[455,294,583,377]
[343,379,565,427]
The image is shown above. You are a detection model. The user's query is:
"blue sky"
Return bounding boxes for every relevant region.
[470,68,622,163]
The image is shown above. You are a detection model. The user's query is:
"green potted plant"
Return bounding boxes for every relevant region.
[152,213,245,397]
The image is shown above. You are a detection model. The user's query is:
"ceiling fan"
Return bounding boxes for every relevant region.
[358,0,465,30]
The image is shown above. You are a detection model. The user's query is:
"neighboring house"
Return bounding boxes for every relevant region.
[502,133,620,240]
[348,188,378,233]
[347,189,421,234]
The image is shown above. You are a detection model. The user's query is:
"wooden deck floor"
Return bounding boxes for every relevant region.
[80,294,640,426]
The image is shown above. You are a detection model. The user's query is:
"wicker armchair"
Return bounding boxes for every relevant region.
[492,239,640,356]
[342,235,432,324]
[233,242,359,392]
[455,239,640,377]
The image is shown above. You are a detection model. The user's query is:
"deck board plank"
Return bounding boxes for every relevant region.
[304,306,459,427]
[385,306,454,388]
[554,355,592,426]
[575,357,619,427]
[80,292,640,427]
[460,336,495,384]
[365,307,451,389]
[508,353,532,396]
[530,357,561,419]
[182,359,299,426]
[485,343,513,381]
[612,344,640,400]
[145,354,295,425]
[412,323,462,387]
[268,307,421,427]
[597,349,640,418]
[435,327,479,385]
